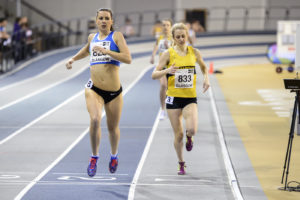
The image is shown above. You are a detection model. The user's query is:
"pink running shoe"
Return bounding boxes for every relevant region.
[178,161,186,175]
[186,134,193,151]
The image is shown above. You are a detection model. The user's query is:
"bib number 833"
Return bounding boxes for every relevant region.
[177,74,192,82]
[175,69,194,88]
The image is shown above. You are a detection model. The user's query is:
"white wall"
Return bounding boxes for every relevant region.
[21,0,111,25]
[1,0,300,34]
[112,0,174,13]
[268,0,300,7]
[267,0,300,29]
[175,0,268,31]
[111,0,174,35]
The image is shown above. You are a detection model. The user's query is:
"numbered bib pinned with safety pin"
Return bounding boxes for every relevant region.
[90,41,111,63]
[175,69,194,88]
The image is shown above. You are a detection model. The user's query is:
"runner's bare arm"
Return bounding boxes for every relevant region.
[150,39,159,64]
[152,51,178,79]
[194,48,210,92]
[108,31,132,64]
[66,34,94,69]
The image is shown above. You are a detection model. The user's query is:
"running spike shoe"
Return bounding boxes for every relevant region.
[186,133,193,151]
[159,110,166,120]
[178,161,186,175]
[87,156,98,177]
[109,156,118,173]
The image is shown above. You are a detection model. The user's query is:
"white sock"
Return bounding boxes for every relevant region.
[111,152,118,158]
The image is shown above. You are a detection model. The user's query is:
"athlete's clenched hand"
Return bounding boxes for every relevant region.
[66,58,74,70]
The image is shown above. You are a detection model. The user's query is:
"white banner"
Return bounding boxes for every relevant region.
[277,21,300,63]
[296,24,300,71]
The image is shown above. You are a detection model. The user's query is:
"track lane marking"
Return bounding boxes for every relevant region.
[0,45,81,81]
[128,109,161,200]
[0,91,84,145]
[0,63,89,110]
[14,65,153,200]
[14,128,89,200]
[208,87,244,200]
[0,57,71,92]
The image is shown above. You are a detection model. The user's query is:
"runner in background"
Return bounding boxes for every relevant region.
[151,20,162,39]
[150,19,173,119]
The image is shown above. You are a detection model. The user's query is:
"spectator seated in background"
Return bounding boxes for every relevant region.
[191,20,205,34]
[121,17,135,38]
[87,17,97,34]
[21,22,35,57]
[0,17,12,52]
[12,16,28,62]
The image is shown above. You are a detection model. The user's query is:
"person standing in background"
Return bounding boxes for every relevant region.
[121,17,135,38]
[0,18,11,51]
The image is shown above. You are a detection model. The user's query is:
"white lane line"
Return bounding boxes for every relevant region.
[14,65,153,200]
[14,128,89,200]
[208,87,244,200]
[0,175,20,179]
[1,182,233,187]
[0,172,36,175]
[154,178,215,183]
[102,126,154,129]
[52,173,129,176]
[0,64,153,146]
[0,63,89,110]
[146,174,225,178]
[0,125,153,129]
[128,109,161,200]
[0,125,88,129]
[121,65,153,94]
[0,91,84,145]
[6,183,264,188]
[0,57,68,92]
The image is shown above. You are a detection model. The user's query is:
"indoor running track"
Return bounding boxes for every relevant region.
[0,34,274,200]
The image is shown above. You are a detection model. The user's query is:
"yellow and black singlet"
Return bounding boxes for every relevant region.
[166,46,197,98]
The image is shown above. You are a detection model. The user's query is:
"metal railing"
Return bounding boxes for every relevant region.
[1,6,300,74]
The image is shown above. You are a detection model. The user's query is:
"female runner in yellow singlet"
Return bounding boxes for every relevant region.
[66,8,131,177]
[150,19,173,120]
[152,23,209,175]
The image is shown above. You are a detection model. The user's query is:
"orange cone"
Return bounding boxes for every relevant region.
[209,62,214,74]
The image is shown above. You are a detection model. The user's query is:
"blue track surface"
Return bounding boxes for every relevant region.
[0,40,272,199]
[0,68,89,141]
[22,69,160,200]
[0,49,79,87]
[0,42,268,87]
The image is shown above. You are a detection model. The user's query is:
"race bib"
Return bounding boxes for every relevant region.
[165,96,174,105]
[90,41,111,63]
[175,69,194,88]
[85,79,93,88]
